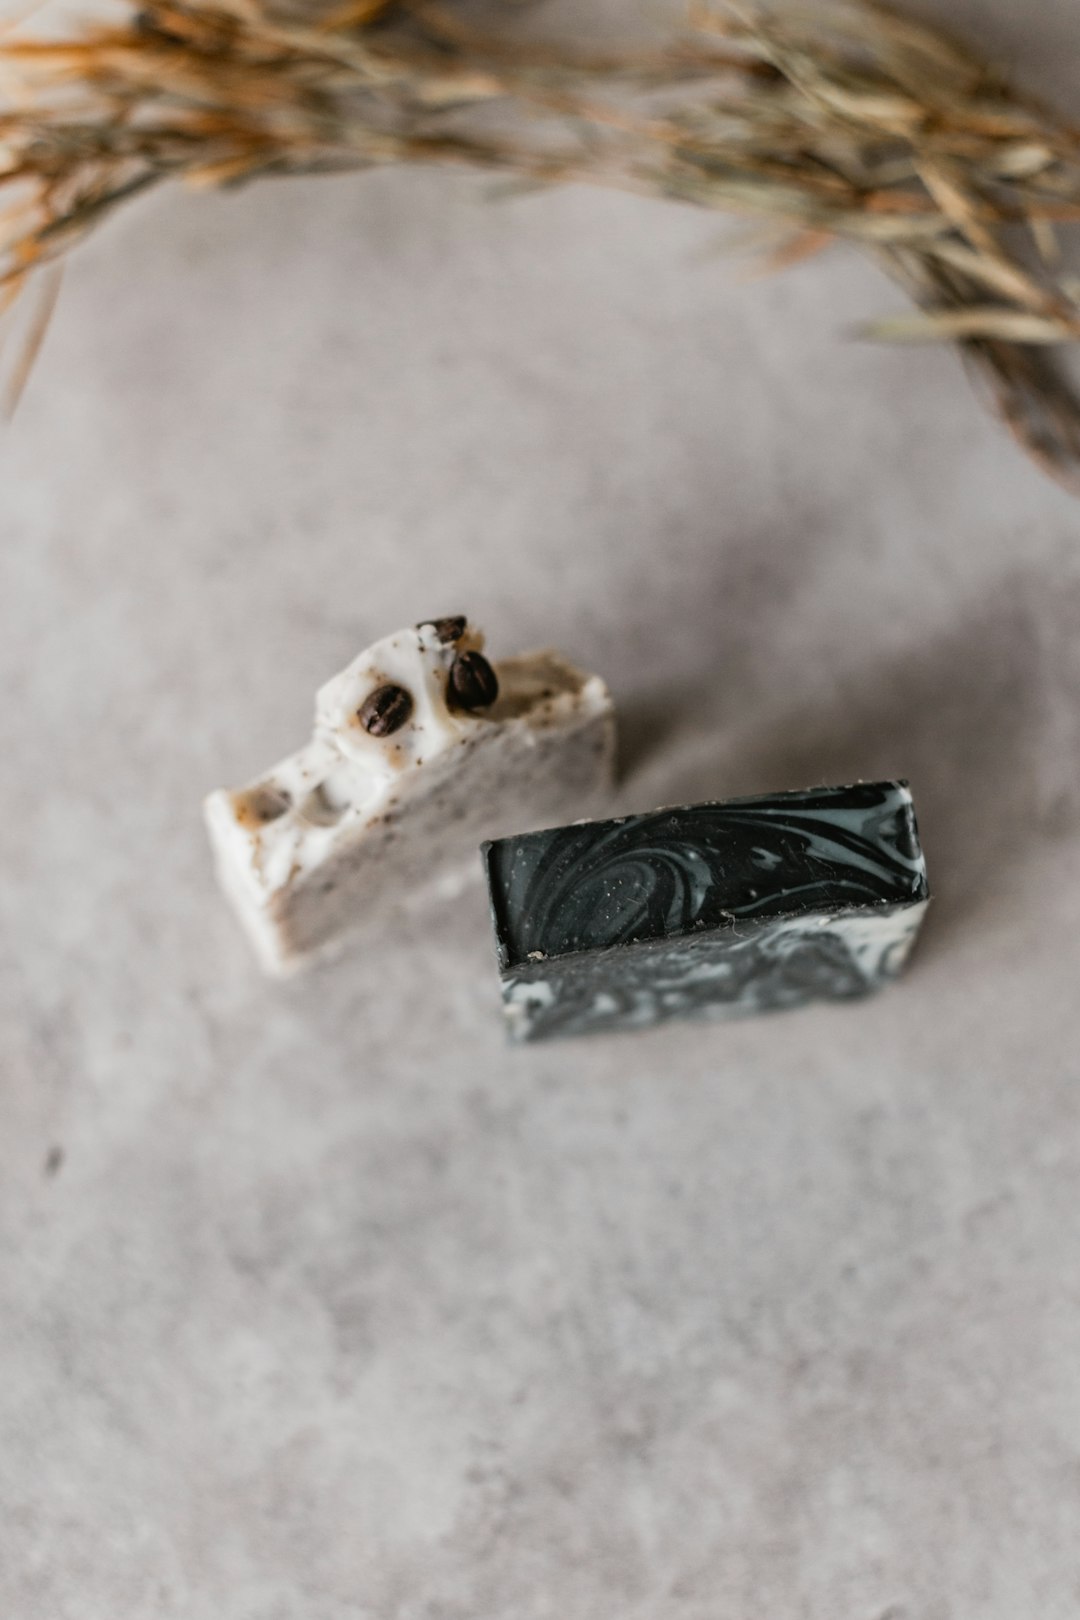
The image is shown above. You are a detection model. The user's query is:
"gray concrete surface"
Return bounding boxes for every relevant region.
[3,3,1080,1615]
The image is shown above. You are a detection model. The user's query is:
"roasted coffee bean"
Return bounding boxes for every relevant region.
[448,650,499,711]
[359,683,413,736]
[416,615,467,644]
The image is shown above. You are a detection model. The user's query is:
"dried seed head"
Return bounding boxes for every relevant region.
[417,614,467,644]
[359,683,413,736]
[447,650,499,712]
[2,0,1079,487]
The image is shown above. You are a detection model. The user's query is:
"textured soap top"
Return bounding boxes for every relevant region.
[484,781,928,969]
[206,616,612,912]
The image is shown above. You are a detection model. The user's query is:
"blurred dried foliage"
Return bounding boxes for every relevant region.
[2,0,1080,484]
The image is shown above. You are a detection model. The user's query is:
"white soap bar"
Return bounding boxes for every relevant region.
[204,618,616,975]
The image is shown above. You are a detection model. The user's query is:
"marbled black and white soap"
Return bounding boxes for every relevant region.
[482,781,929,1042]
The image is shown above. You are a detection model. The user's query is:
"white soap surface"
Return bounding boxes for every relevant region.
[204,620,616,974]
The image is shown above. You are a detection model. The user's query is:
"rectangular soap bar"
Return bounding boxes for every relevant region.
[205,617,615,975]
[483,781,929,1042]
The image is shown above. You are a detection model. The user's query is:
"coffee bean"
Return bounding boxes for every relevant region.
[447,650,499,711]
[359,683,413,736]
[416,615,467,644]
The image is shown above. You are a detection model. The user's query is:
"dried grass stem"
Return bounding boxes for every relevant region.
[2,0,1080,484]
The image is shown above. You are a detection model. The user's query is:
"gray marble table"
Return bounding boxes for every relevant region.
[3,3,1080,1614]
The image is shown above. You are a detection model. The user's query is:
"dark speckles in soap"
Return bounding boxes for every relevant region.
[482,782,929,1042]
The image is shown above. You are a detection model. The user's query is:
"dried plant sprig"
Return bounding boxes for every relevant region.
[2,0,1080,487]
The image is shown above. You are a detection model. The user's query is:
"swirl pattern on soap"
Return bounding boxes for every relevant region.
[487,781,927,965]
[501,902,928,1043]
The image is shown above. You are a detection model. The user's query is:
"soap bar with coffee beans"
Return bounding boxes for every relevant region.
[205,617,615,975]
[483,781,929,1042]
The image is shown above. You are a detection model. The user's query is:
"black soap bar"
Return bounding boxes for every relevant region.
[482,781,929,1042]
